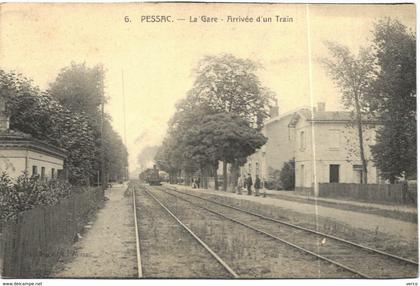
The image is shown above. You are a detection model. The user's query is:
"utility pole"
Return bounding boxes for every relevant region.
[101,92,106,191]
[122,69,129,181]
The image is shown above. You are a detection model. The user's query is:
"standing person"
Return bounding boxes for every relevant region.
[243,175,247,191]
[262,178,267,197]
[196,177,201,189]
[254,175,261,196]
[246,174,253,195]
[237,175,243,195]
[401,173,408,203]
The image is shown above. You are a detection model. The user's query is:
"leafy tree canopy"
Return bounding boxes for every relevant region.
[190,54,274,129]
[49,62,107,127]
[368,18,416,181]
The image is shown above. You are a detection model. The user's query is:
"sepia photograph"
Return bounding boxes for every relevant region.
[0,2,417,283]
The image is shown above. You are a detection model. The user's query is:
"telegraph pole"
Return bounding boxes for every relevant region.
[122,69,129,181]
[101,94,106,190]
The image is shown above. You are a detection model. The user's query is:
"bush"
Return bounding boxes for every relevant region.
[280,159,295,190]
[265,168,282,190]
[0,172,72,221]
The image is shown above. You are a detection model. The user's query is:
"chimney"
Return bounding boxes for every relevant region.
[317,102,326,112]
[0,97,9,132]
[269,98,279,118]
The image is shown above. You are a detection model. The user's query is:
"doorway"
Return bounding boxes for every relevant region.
[329,164,340,183]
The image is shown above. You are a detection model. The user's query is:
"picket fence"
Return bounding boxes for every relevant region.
[0,187,104,278]
[318,183,417,205]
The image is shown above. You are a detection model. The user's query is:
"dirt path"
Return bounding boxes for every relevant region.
[52,184,138,278]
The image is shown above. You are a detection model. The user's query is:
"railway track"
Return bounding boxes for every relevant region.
[132,183,238,278]
[158,185,418,278]
[146,185,360,278]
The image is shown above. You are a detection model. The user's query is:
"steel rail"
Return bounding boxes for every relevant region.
[159,187,370,278]
[132,187,143,278]
[143,186,239,278]
[164,185,418,266]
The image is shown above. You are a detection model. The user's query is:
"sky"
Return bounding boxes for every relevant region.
[0,3,415,176]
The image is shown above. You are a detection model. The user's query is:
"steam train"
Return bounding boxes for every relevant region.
[139,165,161,186]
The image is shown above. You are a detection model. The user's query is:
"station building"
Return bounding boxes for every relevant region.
[242,102,381,192]
[0,98,67,180]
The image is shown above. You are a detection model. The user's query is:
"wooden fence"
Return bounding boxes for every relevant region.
[318,183,417,205]
[0,187,104,278]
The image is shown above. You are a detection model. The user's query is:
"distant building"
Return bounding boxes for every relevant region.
[243,102,381,192]
[0,98,67,180]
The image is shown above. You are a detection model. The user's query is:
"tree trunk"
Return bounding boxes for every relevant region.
[199,167,203,189]
[177,169,182,184]
[355,93,368,184]
[222,160,228,191]
[213,164,219,191]
[230,160,239,193]
[185,171,191,186]
[201,166,208,189]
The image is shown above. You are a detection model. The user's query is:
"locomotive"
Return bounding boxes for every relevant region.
[139,165,161,186]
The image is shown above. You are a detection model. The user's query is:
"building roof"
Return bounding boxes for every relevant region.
[0,129,67,160]
[264,106,311,126]
[288,108,380,127]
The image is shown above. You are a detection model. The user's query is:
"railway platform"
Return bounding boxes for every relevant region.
[52,183,138,278]
[167,184,418,243]
[265,189,417,216]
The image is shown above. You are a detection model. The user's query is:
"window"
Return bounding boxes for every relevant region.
[248,163,252,173]
[300,164,305,186]
[329,165,340,183]
[256,162,259,175]
[41,167,45,179]
[51,168,56,179]
[300,131,305,150]
[32,166,38,176]
[353,165,363,184]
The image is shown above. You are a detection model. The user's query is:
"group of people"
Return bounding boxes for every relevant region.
[237,173,264,196]
[190,174,264,196]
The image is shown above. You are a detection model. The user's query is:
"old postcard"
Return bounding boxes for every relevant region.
[0,2,417,284]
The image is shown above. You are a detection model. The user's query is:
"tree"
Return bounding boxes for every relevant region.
[279,159,295,190]
[49,63,128,185]
[102,120,128,182]
[155,138,183,184]
[155,143,174,182]
[368,19,416,182]
[189,54,273,189]
[185,113,267,191]
[322,43,376,184]
[156,54,273,191]
[155,98,212,186]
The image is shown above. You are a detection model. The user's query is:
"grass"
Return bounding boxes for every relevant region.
[179,187,419,262]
